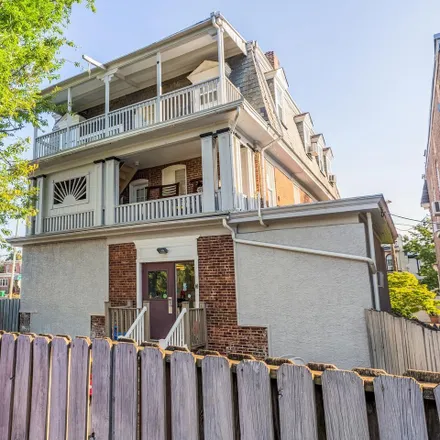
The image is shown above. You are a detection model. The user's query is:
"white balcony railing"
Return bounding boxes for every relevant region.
[235,193,259,211]
[115,193,203,224]
[43,211,94,233]
[34,77,242,159]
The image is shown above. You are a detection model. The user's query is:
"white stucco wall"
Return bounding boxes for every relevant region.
[21,239,107,337]
[235,222,373,369]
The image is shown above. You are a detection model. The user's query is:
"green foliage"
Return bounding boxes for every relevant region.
[0,0,94,245]
[403,217,439,291]
[388,271,440,318]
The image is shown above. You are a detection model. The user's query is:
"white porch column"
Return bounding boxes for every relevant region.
[35,175,46,234]
[104,157,120,225]
[66,87,72,148]
[218,129,235,210]
[26,178,37,236]
[156,52,162,123]
[200,133,216,212]
[94,160,105,226]
[33,126,38,159]
[98,70,116,136]
[216,18,226,104]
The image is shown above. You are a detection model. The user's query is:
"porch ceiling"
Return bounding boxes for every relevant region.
[47,16,245,113]
[120,139,201,169]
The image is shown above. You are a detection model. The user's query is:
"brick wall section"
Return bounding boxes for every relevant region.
[80,73,192,119]
[120,157,202,203]
[197,235,268,358]
[109,243,137,306]
[90,315,106,338]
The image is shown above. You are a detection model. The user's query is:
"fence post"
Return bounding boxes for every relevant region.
[104,301,110,338]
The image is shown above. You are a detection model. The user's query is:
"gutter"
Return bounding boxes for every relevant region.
[222,217,377,273]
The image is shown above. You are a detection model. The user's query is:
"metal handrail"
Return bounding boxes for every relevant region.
[124,305,148,339]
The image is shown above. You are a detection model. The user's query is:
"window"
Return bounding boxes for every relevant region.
[275,85,284,123]
[129,179,149,203]
[386,254,394,272]
[303,126,311,152]
[53,176,87,206]
[0,279,8,287]
[148,271,168,299]
[162,165,187,195]
[266,161,276,207]
[316,144,325,174]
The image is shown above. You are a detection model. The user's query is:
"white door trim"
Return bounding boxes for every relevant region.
[133,235,200,308]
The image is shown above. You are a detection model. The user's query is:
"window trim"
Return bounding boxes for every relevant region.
[129,179,149,204]
[162,164,187,195]
[265,161,277,207]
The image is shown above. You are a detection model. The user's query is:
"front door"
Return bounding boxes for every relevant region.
[142,262,176,340]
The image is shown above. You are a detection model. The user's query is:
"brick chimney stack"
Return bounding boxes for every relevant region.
[265,51,280,69]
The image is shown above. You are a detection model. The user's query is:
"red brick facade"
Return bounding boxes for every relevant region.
[197,235,268,358]
[109,243,137,306]
[120,157,202,204]
[108,236,268,358]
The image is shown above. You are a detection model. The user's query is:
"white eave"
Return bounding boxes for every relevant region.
[229,194,397,243]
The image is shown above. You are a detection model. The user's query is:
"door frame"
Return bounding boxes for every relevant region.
[134,236,200,309]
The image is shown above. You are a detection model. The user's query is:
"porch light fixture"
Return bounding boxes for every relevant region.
[157,247,169,255]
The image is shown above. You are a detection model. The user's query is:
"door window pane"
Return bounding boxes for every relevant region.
[176,262,195,306]
[148,271,168,299]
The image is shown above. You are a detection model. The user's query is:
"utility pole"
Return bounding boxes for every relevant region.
[8,220,19,299]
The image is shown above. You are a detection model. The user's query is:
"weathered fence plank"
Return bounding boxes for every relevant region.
[374,375,428,440]
[91,338,112,440]
[277,364,318,440]
[112,341,138,440]
[202,355,234,440]
[48,337,69,440]
[29,336,51,440]
[0,333,16,440]
[237,360,274,440]
[140,347,166,440]
[170,351,199,440]
[321,370,369,440]
[67,337,91,440]
[10,334,33,439]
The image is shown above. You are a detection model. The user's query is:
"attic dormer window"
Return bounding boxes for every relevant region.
[275,85,284,123]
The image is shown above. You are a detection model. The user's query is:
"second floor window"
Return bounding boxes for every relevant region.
[266,161,276,207]
[162,165,187,195]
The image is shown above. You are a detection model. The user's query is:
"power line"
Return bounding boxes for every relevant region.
[391,213,424,223]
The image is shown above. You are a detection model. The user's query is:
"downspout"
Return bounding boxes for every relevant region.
[366,212,381,311]
[222,218,377,274]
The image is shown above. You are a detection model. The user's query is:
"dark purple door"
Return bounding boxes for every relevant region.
[142,262,176,340]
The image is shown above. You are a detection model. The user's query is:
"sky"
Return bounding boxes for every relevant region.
[23,0,440,235]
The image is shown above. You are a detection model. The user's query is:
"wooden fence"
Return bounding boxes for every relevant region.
[366,309,440,375]
[1,332,440,439]
[0,298,19,332]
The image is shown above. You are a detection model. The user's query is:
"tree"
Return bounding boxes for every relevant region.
[0,0,95,246]
[388,271,440,318]
[7,250,21,261]
[403,217,439,291]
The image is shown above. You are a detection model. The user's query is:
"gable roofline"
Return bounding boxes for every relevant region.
[41,12,247,96]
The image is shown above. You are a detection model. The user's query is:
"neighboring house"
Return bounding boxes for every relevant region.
[11,13,396,368]
[0,260,22,295]
[383,235,421,279]
[422,33,440,272]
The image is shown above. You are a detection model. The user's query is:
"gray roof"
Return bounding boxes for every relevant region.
[421,180,430,206]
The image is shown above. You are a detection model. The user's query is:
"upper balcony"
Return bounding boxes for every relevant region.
[33,13,248,160]
[34,78,241,159]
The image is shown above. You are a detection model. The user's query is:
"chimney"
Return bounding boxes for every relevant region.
[265,51,280,69]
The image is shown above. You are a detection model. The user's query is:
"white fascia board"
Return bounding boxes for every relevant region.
[8,213,229,247]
